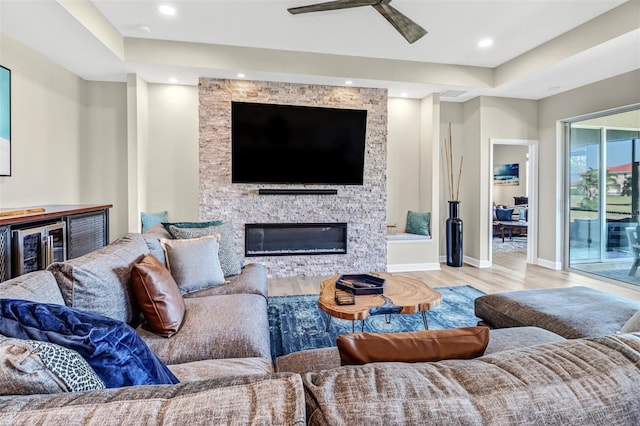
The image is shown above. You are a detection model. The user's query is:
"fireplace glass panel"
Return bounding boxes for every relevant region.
[245,223,347,256]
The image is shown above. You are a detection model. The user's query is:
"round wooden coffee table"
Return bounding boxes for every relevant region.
[318,273,442,333]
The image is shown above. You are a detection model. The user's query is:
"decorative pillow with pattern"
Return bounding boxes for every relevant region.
[0,335,105,395]
[168,222,242,277]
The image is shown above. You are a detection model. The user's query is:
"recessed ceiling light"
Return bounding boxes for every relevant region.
[345,80,353,85]
[237,73,246,78]
[159,5,176,16]
[169,77,178,83]
[401,92,408,97]
[478,38,494,48]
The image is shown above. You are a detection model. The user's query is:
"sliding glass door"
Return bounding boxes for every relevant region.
[568,109,640,285]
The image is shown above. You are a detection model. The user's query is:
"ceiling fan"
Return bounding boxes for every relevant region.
[288,0,427,44]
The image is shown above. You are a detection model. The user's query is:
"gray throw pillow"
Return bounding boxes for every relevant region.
[621,310,640,333]
[160,236,225,294]
[48,233,149,324]
[0,335,105,395]
[169,222,242,277]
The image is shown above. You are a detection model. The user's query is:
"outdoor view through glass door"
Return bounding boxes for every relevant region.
[568,108,640,286]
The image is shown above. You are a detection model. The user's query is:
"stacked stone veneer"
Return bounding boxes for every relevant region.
[199,78,387,277]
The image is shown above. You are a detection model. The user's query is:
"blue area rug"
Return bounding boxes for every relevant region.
[268,285,484,359]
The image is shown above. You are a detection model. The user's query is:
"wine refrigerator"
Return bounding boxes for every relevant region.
[12,221,67,276]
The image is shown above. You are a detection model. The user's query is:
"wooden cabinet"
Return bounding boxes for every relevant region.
[0,204,111,282]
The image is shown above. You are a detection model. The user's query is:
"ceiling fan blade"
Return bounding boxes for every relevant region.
[372,2,427,44]
[288,0,378,15]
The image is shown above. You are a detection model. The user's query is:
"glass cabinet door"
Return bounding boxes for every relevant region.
[13,227,45,275]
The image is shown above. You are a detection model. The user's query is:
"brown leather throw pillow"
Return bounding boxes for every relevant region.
[336,326,490,365]
[131,254,186,338]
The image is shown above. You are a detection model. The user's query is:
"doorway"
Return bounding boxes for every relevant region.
[489,139,538,265]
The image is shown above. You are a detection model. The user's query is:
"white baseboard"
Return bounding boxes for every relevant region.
[536,258,562,270]
[387,262,441,272]
[437,255,491,268]
[463,256,492,268]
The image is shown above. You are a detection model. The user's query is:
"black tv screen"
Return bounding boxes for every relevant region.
[231,102,367,185]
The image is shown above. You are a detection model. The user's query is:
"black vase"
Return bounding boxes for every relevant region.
[446,201,463,267]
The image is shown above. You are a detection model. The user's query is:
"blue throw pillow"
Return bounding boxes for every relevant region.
[141,211,169,233]
[496,208,514,221]
[0,299,179,388]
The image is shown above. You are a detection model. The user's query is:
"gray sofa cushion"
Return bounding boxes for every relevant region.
[475,286,640,339]
[276,327,564,374]
[168,357,273,382]
[0,271,64,305]
[183,263,268,300]
[0,373,306,426]
[138,293,271,365]
[48,233,149,324]
[303,333,640,425]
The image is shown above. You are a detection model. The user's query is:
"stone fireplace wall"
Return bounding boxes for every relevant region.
[198,79,387,277]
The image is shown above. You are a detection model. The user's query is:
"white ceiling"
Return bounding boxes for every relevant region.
[0,0,639,101]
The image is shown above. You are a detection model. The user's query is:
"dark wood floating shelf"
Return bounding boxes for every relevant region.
[258,189,338,195]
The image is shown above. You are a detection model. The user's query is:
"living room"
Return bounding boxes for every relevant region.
[1,1,638,279]
[0,1,639,423]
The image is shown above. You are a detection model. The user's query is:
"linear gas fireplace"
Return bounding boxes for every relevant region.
[245,223,347,257]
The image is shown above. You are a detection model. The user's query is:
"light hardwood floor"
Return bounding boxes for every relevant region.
[268,252,640,301]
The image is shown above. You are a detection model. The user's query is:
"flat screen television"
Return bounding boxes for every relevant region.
[231,102,367,185]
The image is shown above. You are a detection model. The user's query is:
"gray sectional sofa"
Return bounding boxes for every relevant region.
[1,230,639,425]
[0,231,305,425]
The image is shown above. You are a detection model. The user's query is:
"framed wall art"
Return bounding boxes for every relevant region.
[493,163,519,186]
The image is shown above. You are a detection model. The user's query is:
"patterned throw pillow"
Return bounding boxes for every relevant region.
[169,222,242,277]
[405,211,431,237]
[161,220,223,234]
[0,335,105,395]
[159,236,226,294]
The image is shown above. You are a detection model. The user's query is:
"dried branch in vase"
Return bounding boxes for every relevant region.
[443,122,463,201]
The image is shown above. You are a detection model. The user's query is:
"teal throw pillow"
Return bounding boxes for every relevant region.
[405,211,430,237]
[141,211,168,233]
[168,222,242,277]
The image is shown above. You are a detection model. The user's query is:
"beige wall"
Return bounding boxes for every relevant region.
[538,69,640,268]
[145,84,199,222]
[0,33,84,208]
[493,145,528,207]
[387,98,421,231]
[82,82,128,241]
[0,33,128,241]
